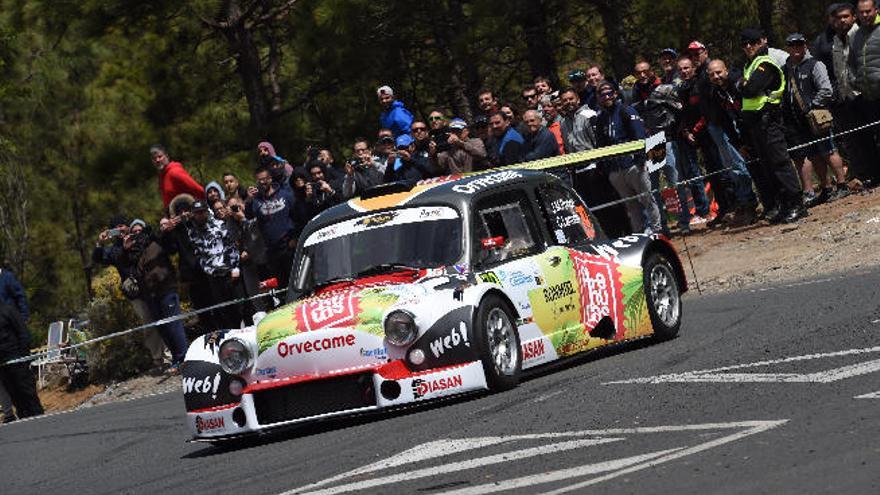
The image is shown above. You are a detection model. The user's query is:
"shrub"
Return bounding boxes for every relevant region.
[84,269,151,382]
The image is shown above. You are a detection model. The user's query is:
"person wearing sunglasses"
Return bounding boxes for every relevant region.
[594,81,662,235]
[739,27,807,224]
[384,134,434,183]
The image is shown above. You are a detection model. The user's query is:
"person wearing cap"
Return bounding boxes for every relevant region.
[151,144,204,211]
[658,48,680,84]
[377,85,414,138]
[384,134,434,182]
[257,141,293,184]
[594,81,662,235]
[435,118,487,174]
[186,199,243,330]
[783,32,850,206]
[739,27,807,224]
[568,69,591,107]
[120,219,188,373]
[521,110,560,162]
[373,128,396,174]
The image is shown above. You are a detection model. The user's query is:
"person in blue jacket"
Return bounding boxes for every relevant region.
[377,85,414,138]
[595,81,662,235]
[0,264,28,322]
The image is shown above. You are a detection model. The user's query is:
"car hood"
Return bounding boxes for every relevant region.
[256,272,438,356]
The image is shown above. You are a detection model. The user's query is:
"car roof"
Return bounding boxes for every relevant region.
[305,169,558,232]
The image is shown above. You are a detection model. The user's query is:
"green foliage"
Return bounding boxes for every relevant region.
[83,269,152,382]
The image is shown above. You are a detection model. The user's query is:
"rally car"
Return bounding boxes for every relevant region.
[181,169,686,441]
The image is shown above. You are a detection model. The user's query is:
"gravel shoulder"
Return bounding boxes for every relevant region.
[35,188,880,413]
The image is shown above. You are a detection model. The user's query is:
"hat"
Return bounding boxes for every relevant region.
[395,134,414,148]
[828,2,853,16]
[660,48,678,58]
[687,41,706,51]
[448,118,468,130]
[472,114,489,128]
[597,80,617,94]
[568,69,587,81]
[168,193,195,217]
[740,27,765,42]
[108,214,129,229]
[785,32,807,44]
[376,85,394,97]
[191,200,208,212]
[129,219,146,230]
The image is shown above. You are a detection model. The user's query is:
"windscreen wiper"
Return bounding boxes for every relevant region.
[354,263,421,278]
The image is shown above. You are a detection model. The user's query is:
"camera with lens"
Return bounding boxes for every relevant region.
[430,127,452,154]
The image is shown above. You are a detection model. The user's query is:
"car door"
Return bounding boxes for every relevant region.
[532,182,627,355]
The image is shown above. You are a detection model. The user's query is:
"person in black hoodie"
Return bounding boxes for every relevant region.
[0,301,43,419]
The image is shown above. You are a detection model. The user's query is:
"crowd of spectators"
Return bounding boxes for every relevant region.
[90,1,880,375]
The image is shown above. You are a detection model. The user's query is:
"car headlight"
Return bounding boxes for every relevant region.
[385,310,418,346]
[218,338,252,375]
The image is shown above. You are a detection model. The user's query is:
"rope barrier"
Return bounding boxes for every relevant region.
[2,288,287,366]
[5,118,880,368]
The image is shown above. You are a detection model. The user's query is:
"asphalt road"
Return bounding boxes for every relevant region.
[3,268,880,495]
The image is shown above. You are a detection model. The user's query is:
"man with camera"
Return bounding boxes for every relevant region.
[343,137,386,198]
[305,162,341,214]
[435,118,487,174]
[384,134,434,182]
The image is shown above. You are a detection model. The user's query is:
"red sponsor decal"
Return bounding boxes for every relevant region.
[195,415,225,434]
[277,334,356,357]
[299,291,358,331]
[411,375,463,399]
[568,251,626,338]
[522,340,546,361]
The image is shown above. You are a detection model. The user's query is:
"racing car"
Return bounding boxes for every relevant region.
[181,169,686,441]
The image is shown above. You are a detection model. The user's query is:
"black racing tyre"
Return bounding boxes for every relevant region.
[643,252,682,340]
[473,294,522,391]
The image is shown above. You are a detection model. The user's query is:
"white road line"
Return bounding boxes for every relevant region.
[605,346,880,385]
[436,448,683,495]
[286,420,788,495]
[854,390,880,399]
[286,437,623,495]
[532,389,566,403]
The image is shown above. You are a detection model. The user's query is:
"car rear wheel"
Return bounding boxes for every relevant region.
[474,294,521,391]
[643,253,682,340]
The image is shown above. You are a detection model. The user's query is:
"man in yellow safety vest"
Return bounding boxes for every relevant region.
[739,27,808,224]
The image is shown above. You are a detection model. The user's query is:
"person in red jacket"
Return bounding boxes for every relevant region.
[151,145,204,209]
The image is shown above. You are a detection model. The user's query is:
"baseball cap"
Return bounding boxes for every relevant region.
[129,219,146,230]
[785,32,807,44]
[395,134,414,148]
[687,41,706,51]
[827,2,853,16]
[660,48,678,58]
[191,200,208,212]
[568,69,587,81]
[740,27,765,42]
[376,85,394,97]
[448,118,468,130]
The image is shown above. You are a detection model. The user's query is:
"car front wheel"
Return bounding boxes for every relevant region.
[643,253,682,340]
[474,294,522,391]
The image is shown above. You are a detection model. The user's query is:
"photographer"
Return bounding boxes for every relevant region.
[343,138,385,198]
[435,118,487,174]
[120,220,188,373]
[225,196,268,321]
[373,129,396,173]
[305,161,341,213]
[384,134,434,182]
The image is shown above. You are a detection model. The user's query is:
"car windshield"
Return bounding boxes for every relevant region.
[299,206,463,288]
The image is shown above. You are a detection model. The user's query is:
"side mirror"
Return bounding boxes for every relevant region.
[294,255,312,292]
[481,236,505,250]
